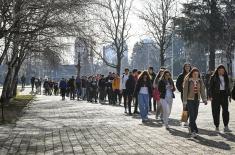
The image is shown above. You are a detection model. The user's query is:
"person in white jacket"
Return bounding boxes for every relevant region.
[120,68,129,113]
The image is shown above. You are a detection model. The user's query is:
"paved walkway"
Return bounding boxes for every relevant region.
[0,91,235,154]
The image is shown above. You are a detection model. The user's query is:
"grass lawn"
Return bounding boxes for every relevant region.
[0,95,34,124]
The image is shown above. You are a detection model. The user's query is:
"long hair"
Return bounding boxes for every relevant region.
[138,70,151,82]
[212,64,229,83]
[183,63,192,75]
[160,70,172,80]
[156,69,165,79]
[184,67,201,81]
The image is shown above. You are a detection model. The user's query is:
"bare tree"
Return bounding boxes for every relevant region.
[89,0,133,74]
[139,0,177,67]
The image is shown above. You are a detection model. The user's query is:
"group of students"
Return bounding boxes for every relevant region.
[53,63,235,138]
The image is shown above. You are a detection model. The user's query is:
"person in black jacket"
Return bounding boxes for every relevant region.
[148,67,156,112]
[126,72,137,115]
[176,63,191,126]
[98,75,106,103]
[209,65,232,132]
[68,76,76,100]
[90,76,98,103]
[134,71,152,123]
[158,70,176,129]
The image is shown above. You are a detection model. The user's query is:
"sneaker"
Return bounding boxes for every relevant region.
[215,127,220,132]
[191,132,197,138]
[165,125,170,130]
[188,127,192,135]
[124,110,127,113]
[224,126,232,133]
[184,122,188,127]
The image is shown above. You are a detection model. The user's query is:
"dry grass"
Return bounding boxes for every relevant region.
[0,95,34,124]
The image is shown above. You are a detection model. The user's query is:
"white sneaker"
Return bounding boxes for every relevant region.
[184,122,188,127]
[191,132,197,138]
[224,126,232,133]
[165,124,170,130]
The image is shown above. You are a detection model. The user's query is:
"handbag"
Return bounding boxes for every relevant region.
[181,111,188,122]
[152,88,160,101]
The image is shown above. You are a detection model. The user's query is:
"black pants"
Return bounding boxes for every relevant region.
[212,91,229,127]
[91,90,97,102]
[149,96,153,111]
[134,94,138,113]
[107,87,113,104]
[61,88,66,100]
[70,89,75,100]
[122,89,128,109]
[127,95,133,114]
[113,89,122,104]
[99,88,106,101]
[187,99,199,133]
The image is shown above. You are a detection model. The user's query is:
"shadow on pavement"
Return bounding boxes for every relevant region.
[168,128,231,150]
[141,118,163,128]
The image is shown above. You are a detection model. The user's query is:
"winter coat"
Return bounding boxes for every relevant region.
[158,79,176,99]
[183,78,206,105]
[209,75,231,98]
[126,75,136,96]
[176,73,185,93]
[59,80,67,89]
[134,79,152,96]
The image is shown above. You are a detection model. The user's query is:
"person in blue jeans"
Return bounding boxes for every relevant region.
[183,68,207,138]
[134,71,152,123]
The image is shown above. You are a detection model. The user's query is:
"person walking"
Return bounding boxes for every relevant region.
[134,71,152,123]
[209,65,232,132]
[81,76,87,100]
[126,71,137,115]
[176,63,192,126]
[90,77,98,103]
[98,75,107,103]
[120,68,129,113]
[59,78,67,100]
[153,68,165,120]
[112,73,121,105]
[31,76,35,92]
[21,75,26,90]
[148,67,156,112]
[183,68,207,138]
[68,76,76,100]
[158,70,175,129]
[132,69,140,114]
[76,76,82,100]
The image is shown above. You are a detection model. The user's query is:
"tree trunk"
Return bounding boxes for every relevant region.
[208,40,216,71]
[160,47,165,67]
[1,67,14,104]
[116,55,121,75]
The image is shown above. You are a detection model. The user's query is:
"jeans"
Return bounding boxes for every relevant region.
[156,100,163,119]
[138,94,149,120]
[211,90,229,127]
[81,88,86,99]
[160,97,173,126]
[187,100,199,133]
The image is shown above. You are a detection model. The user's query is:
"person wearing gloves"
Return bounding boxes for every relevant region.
[183,67,207,138]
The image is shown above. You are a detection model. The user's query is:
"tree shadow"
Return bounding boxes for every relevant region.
[168,128,231,150]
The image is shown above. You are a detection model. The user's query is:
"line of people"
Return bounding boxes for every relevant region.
[31,63,235,139]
